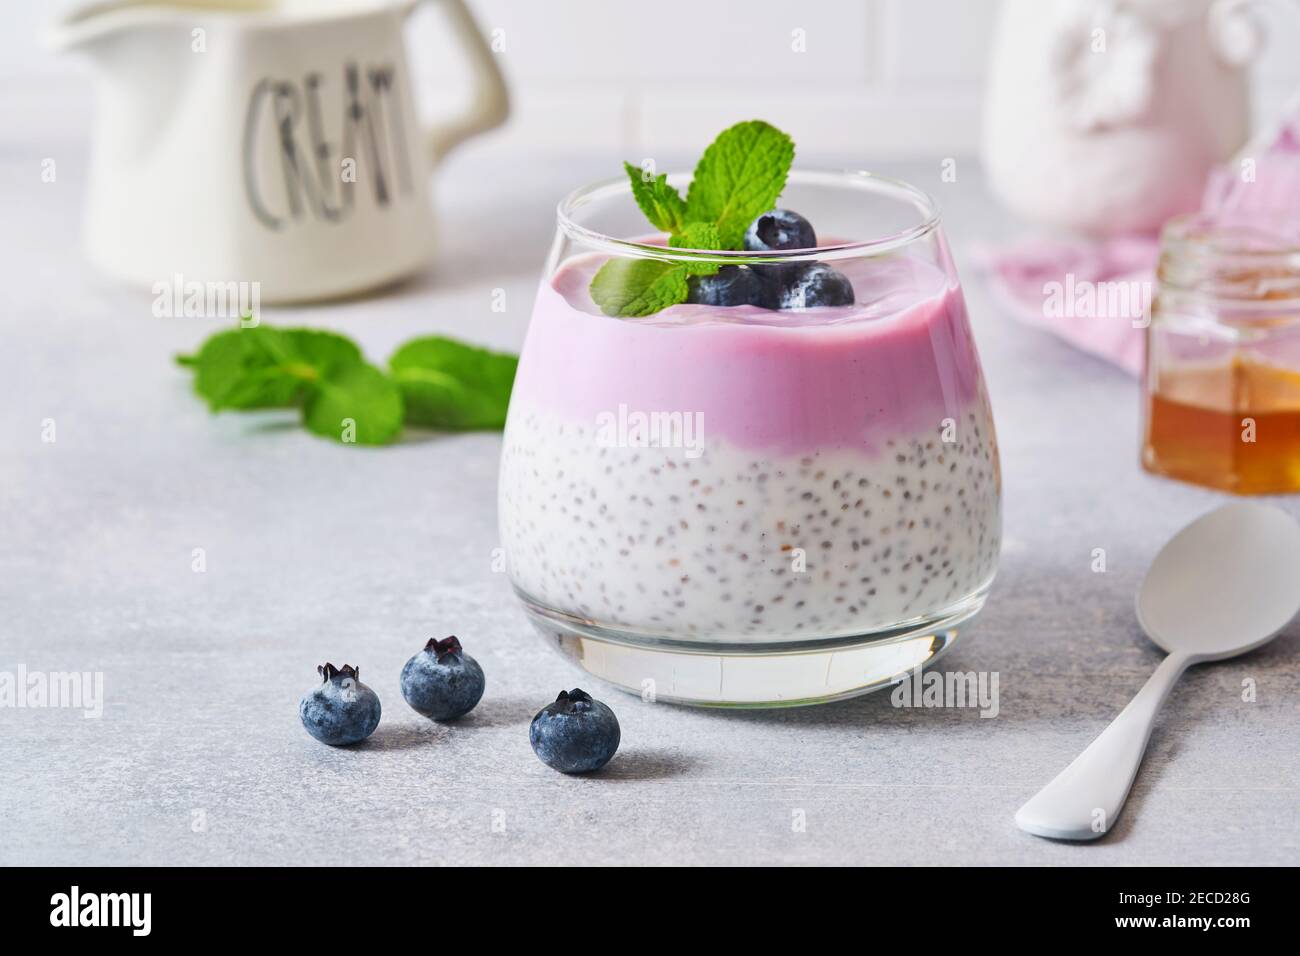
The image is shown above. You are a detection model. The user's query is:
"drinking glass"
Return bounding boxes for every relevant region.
[499,170,1001,705]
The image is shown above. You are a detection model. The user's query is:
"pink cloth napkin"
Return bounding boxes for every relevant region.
[970,235,1156,377]
[1204,96,1300,214]
[977,97,1300,376]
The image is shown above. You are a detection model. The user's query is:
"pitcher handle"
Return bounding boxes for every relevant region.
[408,0,510,163]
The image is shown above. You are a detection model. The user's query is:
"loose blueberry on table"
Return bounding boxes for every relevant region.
[529,688,621,774]
[299,663,382,746]
[400,635,486,721]
[684,208,854,309]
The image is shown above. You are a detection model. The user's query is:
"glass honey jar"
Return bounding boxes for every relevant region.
[1143,212,1300,494]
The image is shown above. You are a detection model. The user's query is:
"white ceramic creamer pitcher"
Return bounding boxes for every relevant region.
[51,0,509,302]
[982,0,1268,235]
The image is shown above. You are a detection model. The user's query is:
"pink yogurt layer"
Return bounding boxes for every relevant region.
[511,250,987,456]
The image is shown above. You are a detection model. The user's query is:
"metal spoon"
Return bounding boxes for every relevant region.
[1015,501,1300,841]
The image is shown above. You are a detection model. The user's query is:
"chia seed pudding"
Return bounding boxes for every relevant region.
[499,252,1001,644]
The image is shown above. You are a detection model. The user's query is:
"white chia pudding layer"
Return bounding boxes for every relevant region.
[499,404,1001,642]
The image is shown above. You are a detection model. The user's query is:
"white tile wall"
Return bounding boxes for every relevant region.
[392,0,1300,158]
[417,0,876,84]
[405,0,987,156]
[7,0,1300,159]
[882,0,999,85]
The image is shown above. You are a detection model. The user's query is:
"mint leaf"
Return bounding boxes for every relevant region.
[184,327,362,411]
[589,258,690,317]
[301,361,403,445]
[389,336,518,430]
[188,328,302,410]
[670,222,722,249]
[624,161,686,234]
[669,222,724,276]
[184,329,259,408]
[282,328,364,370]
[685,120,794,248]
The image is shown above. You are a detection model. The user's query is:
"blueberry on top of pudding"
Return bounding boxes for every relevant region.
[774,261,855,309]
[743,208,817,253]
[686,264,774,308]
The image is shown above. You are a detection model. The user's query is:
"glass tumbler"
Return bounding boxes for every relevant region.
[499,170,1001,705]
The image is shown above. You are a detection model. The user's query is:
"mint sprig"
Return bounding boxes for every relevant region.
[177,324,518,446]
[686,120,794,248]
[669,222,724,276]
[589,258,691,318]
[624,161,686,234]
[590,120,794,318]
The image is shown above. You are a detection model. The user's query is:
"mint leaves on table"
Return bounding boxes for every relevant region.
[390,335,518,430]
[590,120,794,317]
[185,327,364,412]
[177,324,517,446]
[301,361,404,445]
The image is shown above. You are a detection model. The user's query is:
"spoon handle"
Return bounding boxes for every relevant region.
[1015,652,1191,841]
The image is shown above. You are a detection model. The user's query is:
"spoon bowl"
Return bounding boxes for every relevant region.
[1136,501,1300,659]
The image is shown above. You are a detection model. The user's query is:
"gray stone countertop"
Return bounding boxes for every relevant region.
[2,145,1297,866]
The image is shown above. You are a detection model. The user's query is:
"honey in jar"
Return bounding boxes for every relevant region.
[1142,214,1300,494]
